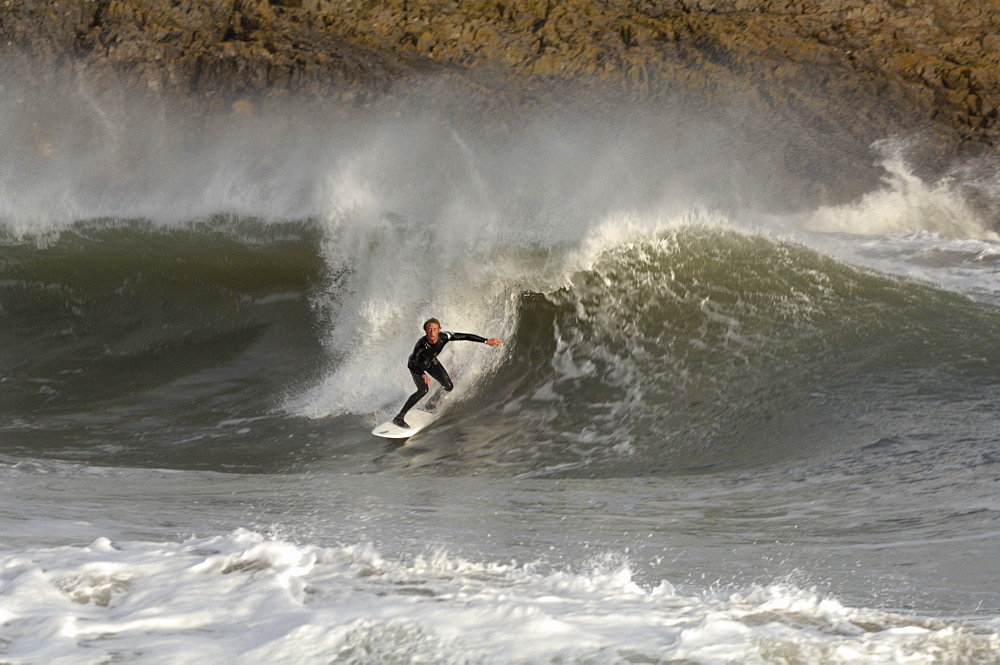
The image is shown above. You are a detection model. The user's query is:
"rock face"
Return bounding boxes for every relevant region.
[2,0,999,198]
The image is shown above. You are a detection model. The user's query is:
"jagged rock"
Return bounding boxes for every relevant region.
[1,0,998,200]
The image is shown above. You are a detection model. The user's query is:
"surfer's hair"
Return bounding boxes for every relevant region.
[423,318,441,332]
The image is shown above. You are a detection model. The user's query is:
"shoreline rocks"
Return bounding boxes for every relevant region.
[2,0,999,207]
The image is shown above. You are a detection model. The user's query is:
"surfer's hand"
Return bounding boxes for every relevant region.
[423,374,432,387]
[486,338,502,346]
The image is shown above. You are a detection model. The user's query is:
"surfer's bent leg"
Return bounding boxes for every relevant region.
[426,361,453,391]
[396,370,429,423]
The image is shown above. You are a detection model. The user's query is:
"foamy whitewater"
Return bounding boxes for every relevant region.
[1,80,999,664]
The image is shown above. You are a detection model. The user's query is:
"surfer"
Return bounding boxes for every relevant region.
[393,318,502,428]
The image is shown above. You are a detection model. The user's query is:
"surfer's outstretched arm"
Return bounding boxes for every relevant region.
[446,332,502,346]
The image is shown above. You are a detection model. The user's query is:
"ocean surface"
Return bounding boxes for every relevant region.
[1,87,999,663]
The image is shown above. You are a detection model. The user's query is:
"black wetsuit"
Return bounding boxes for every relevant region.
[396,331,487,421]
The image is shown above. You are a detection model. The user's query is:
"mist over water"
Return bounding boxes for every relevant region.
[2,73,1000,662]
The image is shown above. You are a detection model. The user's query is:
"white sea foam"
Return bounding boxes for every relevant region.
[782,141,999,240]
[1,529,996,664]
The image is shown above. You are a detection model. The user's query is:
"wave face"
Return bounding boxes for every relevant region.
[2,80,1000,477]
[486,224,1000,477]
[3,215,1000,481]
[0,221,328,470]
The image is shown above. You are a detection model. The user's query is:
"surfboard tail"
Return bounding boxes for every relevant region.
[372,406,438,439]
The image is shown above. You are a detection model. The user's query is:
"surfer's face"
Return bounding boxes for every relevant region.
[425,322,440,344]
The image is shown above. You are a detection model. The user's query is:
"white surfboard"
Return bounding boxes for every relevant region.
[371,406,438,439]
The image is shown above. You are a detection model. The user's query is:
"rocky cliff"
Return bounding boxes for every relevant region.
[2,0,999,200]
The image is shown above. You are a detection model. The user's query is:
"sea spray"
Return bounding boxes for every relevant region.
[783,140,999,240]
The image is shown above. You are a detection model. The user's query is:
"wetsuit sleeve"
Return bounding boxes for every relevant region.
[445,332,489,343]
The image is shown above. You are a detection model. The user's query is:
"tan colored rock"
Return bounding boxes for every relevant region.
[1,0,999,198]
